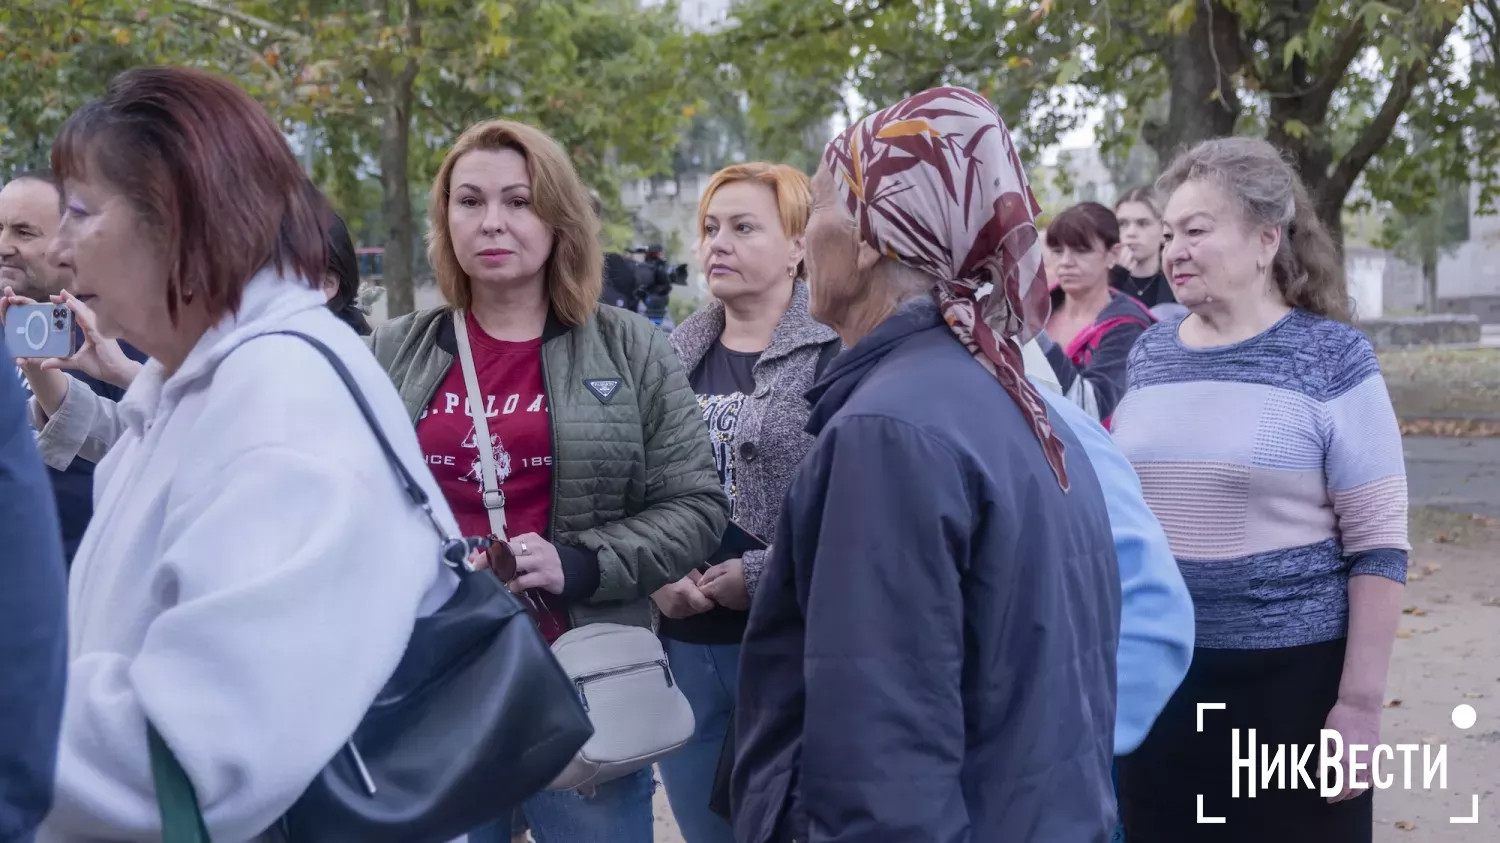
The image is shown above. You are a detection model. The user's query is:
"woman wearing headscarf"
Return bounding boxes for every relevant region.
[731,86,1121,842]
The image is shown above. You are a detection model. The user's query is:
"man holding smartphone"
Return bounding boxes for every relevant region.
[0,171,146,562]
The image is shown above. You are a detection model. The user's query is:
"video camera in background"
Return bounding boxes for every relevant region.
[601,244,687,331]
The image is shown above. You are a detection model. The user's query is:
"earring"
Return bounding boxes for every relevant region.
[788,266,797,278]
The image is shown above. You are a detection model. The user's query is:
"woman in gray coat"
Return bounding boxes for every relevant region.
[653,162,840,843]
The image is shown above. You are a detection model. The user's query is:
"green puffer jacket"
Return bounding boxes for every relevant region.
[368,304,729,630]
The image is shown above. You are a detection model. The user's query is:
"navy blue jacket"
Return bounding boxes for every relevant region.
[0,363,67,843]
[731,301,1121,843]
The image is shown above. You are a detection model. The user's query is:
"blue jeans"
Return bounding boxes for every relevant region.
[656,638,740,843]
[465,766,655,843]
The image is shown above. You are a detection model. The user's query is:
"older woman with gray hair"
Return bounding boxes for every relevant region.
[1113,137,1407,841]
[731,87,1121,842]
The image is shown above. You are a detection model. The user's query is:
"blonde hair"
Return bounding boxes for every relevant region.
[427,119,601,326]
[697,163,813,241]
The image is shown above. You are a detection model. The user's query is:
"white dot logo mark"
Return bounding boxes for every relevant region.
[1452,704,1477,730]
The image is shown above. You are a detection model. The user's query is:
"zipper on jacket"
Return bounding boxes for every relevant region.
[539,341,566,619]
[572,659,673,712]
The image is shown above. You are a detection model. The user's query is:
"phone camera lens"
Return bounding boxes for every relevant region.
[54,318,66,330]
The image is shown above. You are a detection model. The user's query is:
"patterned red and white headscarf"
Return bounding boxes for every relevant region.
[823,86,1069,490]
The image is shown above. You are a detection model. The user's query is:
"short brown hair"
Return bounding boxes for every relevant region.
[1045,202,1120,252]
[51,67,324,323]
[428,120,601,326]
[696,163,813,241]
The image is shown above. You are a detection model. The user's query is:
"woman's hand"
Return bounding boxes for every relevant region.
[2,288,141,392]
[2,288,73,415]
[1322,698,1381,802]
[53,290,141,388]
[652,572,715,619]
[698,558,749,611]
[507,532,565,595]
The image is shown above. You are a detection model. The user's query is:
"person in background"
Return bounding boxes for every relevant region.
[35,67,464,843]
[1111,187,1176,309]
[367,118,726,843]
[9,193,381,471]
[1040,201,1155,427]
[733,86,1120,842]
[0,170,147,562]
[656,162,840,843]
[0,366,68,843]
[320,196,373,336]
[1112,137,1408,841]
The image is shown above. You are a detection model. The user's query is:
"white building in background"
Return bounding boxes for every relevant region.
[1438,181,1500,300]
[1031,146,1117,216]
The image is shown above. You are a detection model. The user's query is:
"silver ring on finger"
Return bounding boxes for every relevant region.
[518,540,529,556]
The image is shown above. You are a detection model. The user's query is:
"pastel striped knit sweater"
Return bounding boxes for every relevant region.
[1111,309,1409,650]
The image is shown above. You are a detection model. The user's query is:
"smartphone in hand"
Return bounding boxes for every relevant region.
[5,303,78,359]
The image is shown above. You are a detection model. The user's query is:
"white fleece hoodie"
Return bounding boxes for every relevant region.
[38,269,459,843]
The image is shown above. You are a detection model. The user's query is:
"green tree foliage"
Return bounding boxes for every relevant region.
[1,0,697,316]
[711,0,1490,248]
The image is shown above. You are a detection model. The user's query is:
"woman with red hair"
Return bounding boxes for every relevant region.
[656,162,841,842]
[36,67,461,842]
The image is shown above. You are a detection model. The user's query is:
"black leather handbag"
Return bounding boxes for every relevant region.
[262,332,594,842]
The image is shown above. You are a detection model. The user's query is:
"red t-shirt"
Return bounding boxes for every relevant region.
[416,312,568,642]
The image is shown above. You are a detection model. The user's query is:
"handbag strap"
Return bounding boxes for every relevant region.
[453,312,509,541]
[148,723,212,842]
[261,330,479,572]
[142,328,492,839]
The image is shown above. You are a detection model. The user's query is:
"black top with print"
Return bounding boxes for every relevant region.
[659,340,759,645]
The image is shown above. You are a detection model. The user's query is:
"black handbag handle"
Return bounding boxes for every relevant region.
[263,331,484,572]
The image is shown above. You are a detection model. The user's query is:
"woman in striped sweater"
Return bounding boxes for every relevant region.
[1112,138,1407,842]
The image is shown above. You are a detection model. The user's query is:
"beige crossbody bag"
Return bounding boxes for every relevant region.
[453,312,694,791]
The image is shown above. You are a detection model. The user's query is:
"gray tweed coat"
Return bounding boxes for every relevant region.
[669,280,840,598]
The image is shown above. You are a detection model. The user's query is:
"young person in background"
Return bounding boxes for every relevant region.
[657,162,840,843]
[1111,187,1176,310]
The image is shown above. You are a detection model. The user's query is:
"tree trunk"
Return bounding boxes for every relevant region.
[378,87,416,317]
[371,0,422,319]
[1144,0,1245,165]
[1422,253,1440,314]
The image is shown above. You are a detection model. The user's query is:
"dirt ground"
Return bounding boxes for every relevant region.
[1370,508,1500,840]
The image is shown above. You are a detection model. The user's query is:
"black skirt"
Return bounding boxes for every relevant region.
[1117,637,1372,842]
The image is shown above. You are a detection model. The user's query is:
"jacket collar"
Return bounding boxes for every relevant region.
[801,295,1068,436]
[805,296,944,435]
[670,280,838,374]
[433,306,570,355]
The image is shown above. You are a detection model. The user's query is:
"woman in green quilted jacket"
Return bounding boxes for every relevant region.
[366,118,728,843]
